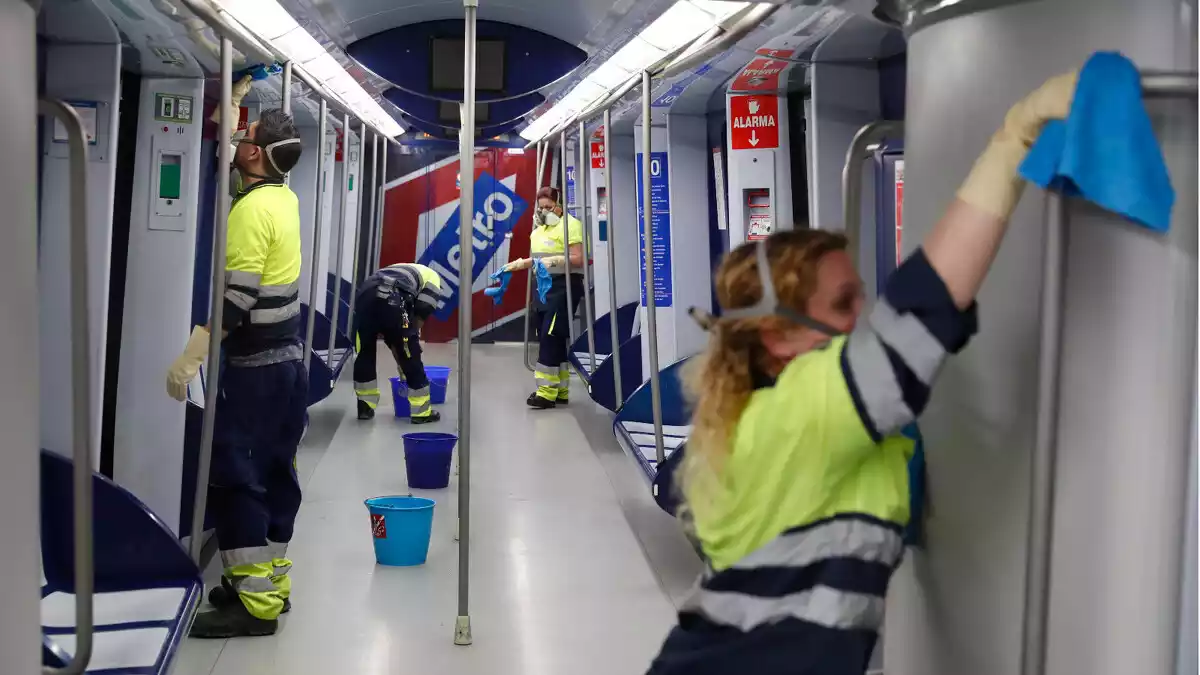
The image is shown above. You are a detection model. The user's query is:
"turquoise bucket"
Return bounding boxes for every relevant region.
[364,496,435,566]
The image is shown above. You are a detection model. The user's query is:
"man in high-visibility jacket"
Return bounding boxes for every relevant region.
[352,263,444,423]
[165,107,306,639]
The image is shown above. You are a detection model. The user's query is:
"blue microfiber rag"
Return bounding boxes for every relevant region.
[484,270,512,305]
[901,422,926,548]
[234,63,283,82]
[1019,51,1175,232]
[532,260,553,304]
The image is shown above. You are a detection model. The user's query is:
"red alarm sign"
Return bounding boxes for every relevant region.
[729,95,779,150]
[590,141,605,169]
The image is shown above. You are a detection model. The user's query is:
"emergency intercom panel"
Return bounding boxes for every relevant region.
[744,188,772,240]
[148,133,189,231]
[596,186,608,241]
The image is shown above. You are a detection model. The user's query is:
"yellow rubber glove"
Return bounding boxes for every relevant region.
[957,70,1079,220]
[210,74,255,129]
[166,326,211,402]
[541,255,566,270]
[502,258,530,272]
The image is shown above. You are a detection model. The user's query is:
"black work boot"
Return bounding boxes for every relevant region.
[411,410,442,425]
[357,400,375,421]
[188,598,278,638]
[526,393,556,410]
[208,576,291,614]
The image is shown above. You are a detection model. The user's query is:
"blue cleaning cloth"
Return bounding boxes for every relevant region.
[1019,51,1175,232]
[484,270,512,305]
[234,63,283,82]
[532,260,553,304]
[901,422,926,548]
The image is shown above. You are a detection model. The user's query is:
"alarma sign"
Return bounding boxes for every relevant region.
[729,95,779,150]
[591,141,605,169]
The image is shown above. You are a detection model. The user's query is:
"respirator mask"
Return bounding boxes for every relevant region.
[691,238,843,337]
[536,208,562,227]
[228,128,303,197]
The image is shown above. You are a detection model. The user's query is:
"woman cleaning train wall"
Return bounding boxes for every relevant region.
[500,186,586,408]
[645,70,1079,674]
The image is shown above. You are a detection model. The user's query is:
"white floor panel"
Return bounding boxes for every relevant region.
[175,344,678,675]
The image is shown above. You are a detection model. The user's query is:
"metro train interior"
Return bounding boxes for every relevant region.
[2,0,1198,673]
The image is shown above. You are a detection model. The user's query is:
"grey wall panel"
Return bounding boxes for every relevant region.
[883,2,1196,675]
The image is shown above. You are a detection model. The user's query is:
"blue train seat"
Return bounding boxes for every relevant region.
[589,333,644,412]
[612,356,693,481]
[567,301,639,381]
[300,302,354,406]
[40,450,202,674]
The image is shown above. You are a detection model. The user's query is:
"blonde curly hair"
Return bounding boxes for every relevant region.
[681,230,849,508]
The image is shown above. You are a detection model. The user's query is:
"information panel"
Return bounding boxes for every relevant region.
[635,151,673,307]
[566,165,577,217]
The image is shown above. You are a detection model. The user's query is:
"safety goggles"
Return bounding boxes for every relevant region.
[699,238,843,337]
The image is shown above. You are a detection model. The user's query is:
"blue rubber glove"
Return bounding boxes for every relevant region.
[484,270,512,305]
[533,259,553,304]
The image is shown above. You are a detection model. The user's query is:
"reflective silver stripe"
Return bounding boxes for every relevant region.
[250,298,300,324]
[227,269,262,289]
[225,287,257,311]
[259,279,300,299]
[408,386,430,398]
[845,325,914,435]
[221,546,275,567]
[231,575,278,593]
[731,519,903,571]
[417,289,440,306]
[267,540,289,559]
[354,379,379,392]
[535,363,558,376]
[681,584,886,632]
[227,344,304,367]
[868,299,945,385]
[410,400,432,416]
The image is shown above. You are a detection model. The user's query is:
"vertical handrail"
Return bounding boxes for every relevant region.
[190,38,234,565]
[560,130,577,348]
[577,120,597,377]
[640,70,665,465]
[38,97,94,675]
[281,61,293,188]
[840,120,903,260]
[523,141,546,373]
[366,134,379,279]
[1019,193,1066,675]
[372,146,388,273]
[454,0,477,648]
[302,97,328,373]
[327,113,350,369]
[346,122,367,332]
[603,109,623,404]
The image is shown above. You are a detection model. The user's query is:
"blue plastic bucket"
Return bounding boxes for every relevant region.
[425,366,451,404]
[403,432,457,489]
[389,377,410,418]
[364,496,435,566]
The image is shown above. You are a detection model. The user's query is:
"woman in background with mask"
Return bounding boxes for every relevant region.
[502,186,587,408]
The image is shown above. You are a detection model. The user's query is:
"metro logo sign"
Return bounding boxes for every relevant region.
[729,95,779,150]
[731,57,787,92]
[591,141,605,169]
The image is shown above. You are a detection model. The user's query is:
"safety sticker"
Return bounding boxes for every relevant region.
[371,513,387,539]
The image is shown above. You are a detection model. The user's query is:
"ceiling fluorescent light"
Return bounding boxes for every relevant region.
[522,0,750,141]
[214,0,403,137]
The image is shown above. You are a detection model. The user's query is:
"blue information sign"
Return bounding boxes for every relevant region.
[566,165,577,217]
[635,151,673,307]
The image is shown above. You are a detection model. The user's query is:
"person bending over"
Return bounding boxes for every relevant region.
[352,262,443,423]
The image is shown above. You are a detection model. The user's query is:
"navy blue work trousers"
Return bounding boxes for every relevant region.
[209,360,308,551]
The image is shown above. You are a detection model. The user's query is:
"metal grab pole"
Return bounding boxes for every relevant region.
[641,70,665,465]
[603,110,623,404]
[559,130,577,349]
[302,98,328,373]
[454,0,477,648]
[281,62,293,187]
[366,134,379,278]
[372,147,388,273]
[1019,193,1067,675]
[524,141,547,373]
[327,113,351,368]
[39,98,94,675]
[346,122,367,332]
[191,38,234,565]
[577,121,597,376]
[841,121,902,260]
